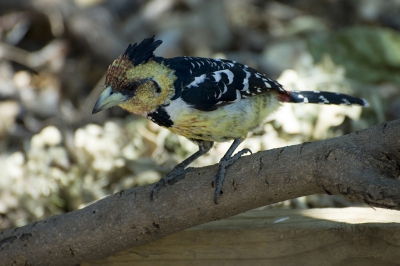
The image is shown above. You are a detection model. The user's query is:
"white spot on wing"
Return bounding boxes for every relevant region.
[242,70,251,91]
[212,69,234,84]
[233,90,241,102]
[222,83,228,94]
[217,83,228,99]
[212,71,222,82]
[187,74,206,88]
[264,82,271,88]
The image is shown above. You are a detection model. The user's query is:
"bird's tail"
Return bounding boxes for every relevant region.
[280,90,369,107]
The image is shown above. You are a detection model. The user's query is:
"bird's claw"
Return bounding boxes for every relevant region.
[150,167,193,200]
[150,179,166,200]
[212,148,252,204]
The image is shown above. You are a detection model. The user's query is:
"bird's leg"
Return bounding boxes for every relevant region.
[150,140,214,200]
[212,138,251,204]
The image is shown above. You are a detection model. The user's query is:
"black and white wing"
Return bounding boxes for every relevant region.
[178,58,287,111]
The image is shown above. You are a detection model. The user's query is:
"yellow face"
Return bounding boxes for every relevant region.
[118,79,162,115]
[93,56,177,116]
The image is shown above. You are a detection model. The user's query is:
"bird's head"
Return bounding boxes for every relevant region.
[92,36,176,116]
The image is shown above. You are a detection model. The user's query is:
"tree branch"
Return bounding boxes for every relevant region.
[1,120,400,266]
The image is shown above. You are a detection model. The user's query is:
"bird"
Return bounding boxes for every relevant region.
[92,36,368,204]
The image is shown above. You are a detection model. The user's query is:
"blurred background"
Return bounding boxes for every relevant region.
[0,0,399,230]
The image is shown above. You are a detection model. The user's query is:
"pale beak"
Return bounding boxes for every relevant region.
[92,87,127,114]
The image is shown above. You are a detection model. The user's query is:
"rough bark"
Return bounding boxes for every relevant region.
[1,119,400,266]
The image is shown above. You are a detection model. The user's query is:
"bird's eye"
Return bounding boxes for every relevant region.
[154,82,161,94]
[152,82,161,98]
[121,81,139,98]
[126,81,137,90]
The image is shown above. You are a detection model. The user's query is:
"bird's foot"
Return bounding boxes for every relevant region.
[212,148,252,204]
[150,167,193,200]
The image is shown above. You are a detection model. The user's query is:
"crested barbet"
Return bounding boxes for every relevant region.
[92,36,368,204]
